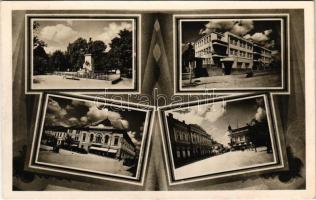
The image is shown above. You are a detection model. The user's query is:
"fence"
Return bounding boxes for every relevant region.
[53,71,120,81]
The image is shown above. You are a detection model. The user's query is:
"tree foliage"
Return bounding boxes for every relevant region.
[107,29,133,72]
[66,37,88,72]
[33,29,133,76]
[49,50,69,72]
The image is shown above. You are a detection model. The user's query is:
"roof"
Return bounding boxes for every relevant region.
[230,125,250,135]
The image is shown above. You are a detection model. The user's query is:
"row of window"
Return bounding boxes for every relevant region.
[231,135,246,143]
[82,132,120,146]
[195,33,224,48]
[46,130,67,138]
[173,128,212,145]
[175,147,211,159]
[195,47,212,57]
[229,38,253,50]
[229,49,253,59]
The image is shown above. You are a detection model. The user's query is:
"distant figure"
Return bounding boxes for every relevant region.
[246,71,254,78]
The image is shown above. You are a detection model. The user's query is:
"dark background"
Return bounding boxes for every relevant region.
[12,9,305,191]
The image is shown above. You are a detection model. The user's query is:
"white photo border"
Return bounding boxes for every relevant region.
[158,93,287,185]
[173,14,290,95]
[25,13,142,95]
[27,93,155,186]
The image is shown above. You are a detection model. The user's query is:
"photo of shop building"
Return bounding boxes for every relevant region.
[166,113,216,168]
[228,119,272,153]
[194,31,272,75]
[42,118,136,160]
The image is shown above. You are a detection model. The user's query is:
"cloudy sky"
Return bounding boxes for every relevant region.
[34,19,133,54]
[44,96,145,145]
[166,97,267,146]
[181,19,281,51]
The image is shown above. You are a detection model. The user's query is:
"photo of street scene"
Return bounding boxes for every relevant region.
[36,94,148,178]
[30,17,137,90]
[179,18,284,91]
[164,95,275,180]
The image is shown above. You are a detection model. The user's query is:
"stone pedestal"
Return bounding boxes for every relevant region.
[82,54,93,72]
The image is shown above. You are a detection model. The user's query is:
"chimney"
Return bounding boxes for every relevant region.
[168,113,173,118]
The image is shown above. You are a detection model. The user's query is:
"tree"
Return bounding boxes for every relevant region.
[90,40,107,72]
[106,29,133,74]
[66,38,88,71]
[49,50,69,72]
[33,21,49,75]
[33,45,49,75]
[33,21,47,48]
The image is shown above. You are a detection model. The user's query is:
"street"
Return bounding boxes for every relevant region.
[174,147,274,180]
[32,75,133,89]
[182,72,281,89]
[38,146,134,177]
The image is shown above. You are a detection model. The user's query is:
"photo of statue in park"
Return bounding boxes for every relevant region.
[28,16,138,91]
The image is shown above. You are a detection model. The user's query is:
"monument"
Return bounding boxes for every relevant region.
[81,38,94,73]
[82,54,93,72]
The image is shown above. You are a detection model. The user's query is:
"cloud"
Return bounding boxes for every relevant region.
[255,107,267,122]
[47,98,67,118]
[96,22,132,51]
[127,131,141,146]
[200,20,253,36]
[230,20,254,36]
[199,21,234,35]
[86,105,129,130]
[80,116,88,123]
[39,24,78,45]
[171,101,226,126]
[243,29,273,46]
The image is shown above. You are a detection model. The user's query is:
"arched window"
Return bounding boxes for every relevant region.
[90,134,94,142]
[104,135,110,144]
[96,134,102,143]
[113,136,119,146]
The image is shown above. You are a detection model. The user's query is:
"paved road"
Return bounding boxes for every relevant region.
[174,146,274,180]
[182,73,281,89]
[33,75,133,90]
[38,146,133,177]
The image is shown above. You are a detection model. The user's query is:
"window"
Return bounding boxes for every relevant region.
[90,134,94,142]
[96,134,102,143]
[82,133,86,141]
[114,136,119,146]
[182,149,186,158]
[104,135,110,144]
[176,150,181,158]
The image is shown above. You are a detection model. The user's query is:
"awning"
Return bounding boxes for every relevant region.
[108,149,118,153]
[89,146,117,154]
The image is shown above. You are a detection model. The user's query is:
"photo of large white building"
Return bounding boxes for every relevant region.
[43,118,136,160]
[36,94,148,178]
[179,18,284,90]
[194,31,272,74]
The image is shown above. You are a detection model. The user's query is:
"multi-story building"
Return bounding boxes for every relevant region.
[253,44,272,70]
[193,31,272,75]
[227,119,272,152]
[166,113,216,168]
[42,119,136,160]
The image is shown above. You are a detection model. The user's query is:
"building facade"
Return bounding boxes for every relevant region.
[194,31,272,75]
[42,119,136,160]
[166,113,216,168]
[227,119,272,152]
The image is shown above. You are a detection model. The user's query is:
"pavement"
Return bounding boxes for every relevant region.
[38,146,134,177]
[174,146,274,180]
[182,72,281,89]
[32,75,133,90]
